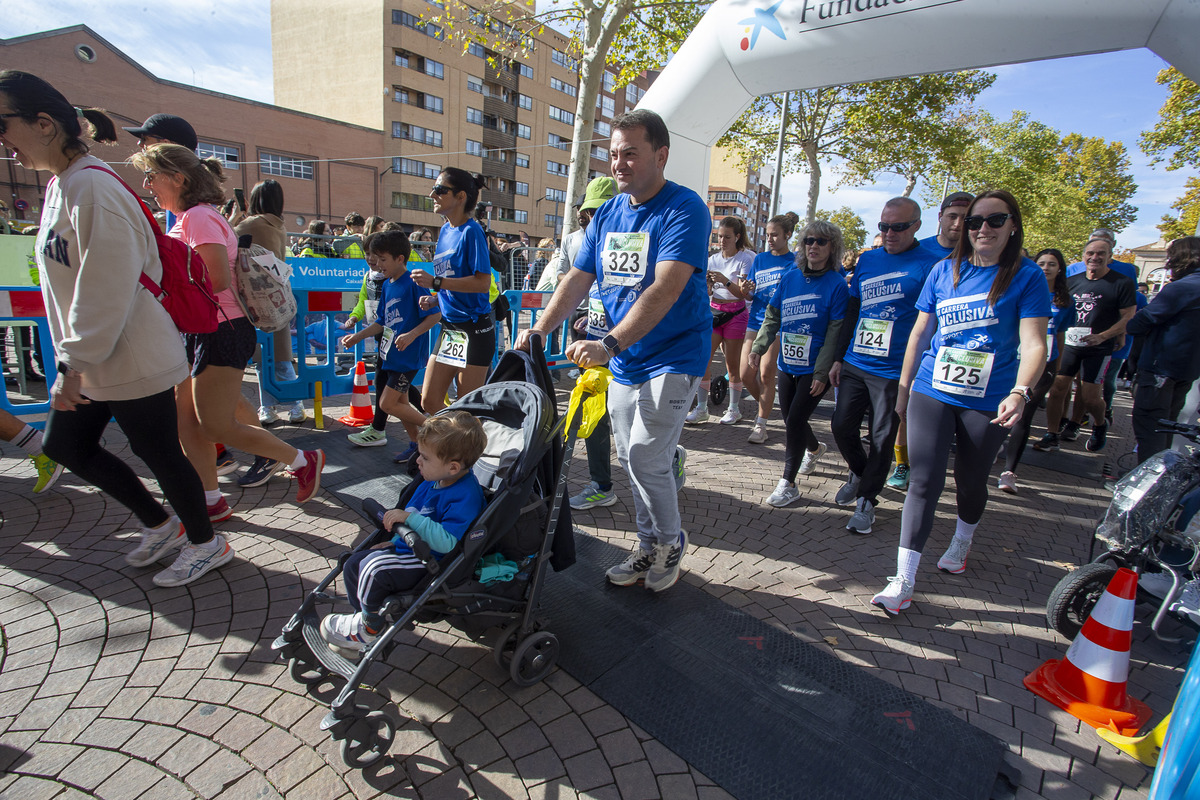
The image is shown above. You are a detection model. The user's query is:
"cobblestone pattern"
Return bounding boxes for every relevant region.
[0,383,1187,799]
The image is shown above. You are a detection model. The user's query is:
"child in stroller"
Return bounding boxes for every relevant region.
[320,410,487,654]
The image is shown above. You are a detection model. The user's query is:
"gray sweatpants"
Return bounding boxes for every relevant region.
[608,372,698,549]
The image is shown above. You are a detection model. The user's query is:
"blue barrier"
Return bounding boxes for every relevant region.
[503,289,575,371]
[1,286,58,421]
[1149,640,1200,799]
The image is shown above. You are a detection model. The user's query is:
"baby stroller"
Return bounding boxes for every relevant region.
[272,338,578,767]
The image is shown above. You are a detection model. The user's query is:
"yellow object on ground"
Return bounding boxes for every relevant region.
[1097,712,1172,766]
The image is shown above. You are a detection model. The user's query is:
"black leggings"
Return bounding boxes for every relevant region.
[778,371,829,483]
[1003,366,1056,473]
[899,391,1009,554]
[42,388,214,544]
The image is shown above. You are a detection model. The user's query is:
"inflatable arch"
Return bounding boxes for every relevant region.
[641,0,1200,195]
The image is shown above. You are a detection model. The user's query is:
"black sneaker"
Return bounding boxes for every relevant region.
[237,456,284,488]
[1060,420,1082,442]
[1086,423,1108,452]
[1032,432,1060,452]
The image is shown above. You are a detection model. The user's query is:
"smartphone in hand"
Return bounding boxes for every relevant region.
[234,187,246,212]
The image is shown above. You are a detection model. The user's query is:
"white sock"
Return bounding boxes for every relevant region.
[9,424,43,457]
[146,516,177,534]
[953,518,979,544]
[204,489,222,505]
[897,547,921,584]
[289,450,308,470]
[755,416,767,426]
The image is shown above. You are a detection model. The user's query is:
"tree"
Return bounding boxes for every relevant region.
[1140,67,1200,172]
[1058,133,1139,234]
[718,73,994,223]
[815,206,867,252]
[1159,177,1200,241]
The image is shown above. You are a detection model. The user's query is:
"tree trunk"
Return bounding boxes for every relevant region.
[902,173,917,197]
[803,143,821,225]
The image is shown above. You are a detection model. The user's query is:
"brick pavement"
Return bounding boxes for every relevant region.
[0,381,1190,799]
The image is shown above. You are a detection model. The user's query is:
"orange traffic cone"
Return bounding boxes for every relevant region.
[1024,567,1153,736]
[338,361,373,427]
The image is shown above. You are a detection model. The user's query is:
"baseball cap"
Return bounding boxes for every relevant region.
[940,191,974,211]
[581,177,618,211]
[122,114,198,152]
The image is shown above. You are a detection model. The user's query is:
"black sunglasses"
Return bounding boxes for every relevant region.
[430,184,454,196]
[965,212,1015,231]
[877,220,918,233]
[803,237,829,247]
[0,113,27,136]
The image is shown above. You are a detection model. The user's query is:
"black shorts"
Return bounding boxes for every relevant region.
[385,369,418,394]
[184,317,257,377]
[1057,345,1112,385]
[436,313,496,368]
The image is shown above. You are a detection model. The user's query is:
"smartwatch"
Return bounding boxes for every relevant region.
[431,276,443,292]
[1010,385,1033,402]
[600,334,621,357]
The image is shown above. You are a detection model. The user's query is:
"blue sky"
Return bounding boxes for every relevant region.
[4,2,1192,250]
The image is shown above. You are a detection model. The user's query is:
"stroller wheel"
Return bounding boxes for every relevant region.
[710,375,729,407]
[289,655,331,686]
[340,710,396,769]
[510,631,559,687]
[493,622,522,670]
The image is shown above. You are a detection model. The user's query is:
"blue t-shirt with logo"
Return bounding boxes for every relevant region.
[432,218,493,323]
[1047,301,1077,364]
[747,252,795,330]
[913,259,1051,412]
[380,272,439,373]
[574,181,711,385]
[770,269,848,376]
[845,243,939,380]
[920,235,953,261]
[394,472,486,559]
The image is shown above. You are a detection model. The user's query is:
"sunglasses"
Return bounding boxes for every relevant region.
[965,212,1015,231]
[0,113,27,136]
[877,220,918,233]
[430,184,454,196]
[803,237,829,247]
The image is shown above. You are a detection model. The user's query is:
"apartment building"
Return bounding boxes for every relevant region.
[0,26,384,229]
[271,0,652,242]
[707,145,775,251]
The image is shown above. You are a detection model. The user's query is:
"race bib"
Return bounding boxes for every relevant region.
[1046,333,1054,361]
[781,333,812,368]
[601,232,650,287]
[852,318,894,358]
[435,329,467,368]
[1065,326,1091,348]
[932,345,994,398]
[379,326,395,359]
[586,297,608,339]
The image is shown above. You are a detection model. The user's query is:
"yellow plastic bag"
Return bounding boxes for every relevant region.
[566,367,612,440]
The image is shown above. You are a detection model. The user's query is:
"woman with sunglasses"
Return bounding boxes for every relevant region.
[410,169,496,413]
[686,216,755,424]
[131,144,325,524]
[739,212,799,444]
[750,220,848,506]
[0,70,234,586]
[872,190,1049,615]
[997,248,1074,493]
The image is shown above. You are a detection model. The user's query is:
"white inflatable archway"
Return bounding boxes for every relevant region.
[642,0,1200,196]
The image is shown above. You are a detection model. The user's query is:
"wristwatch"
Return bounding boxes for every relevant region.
[431,276,443,292]
[1010,385,1033,402]
[600,334,621,357]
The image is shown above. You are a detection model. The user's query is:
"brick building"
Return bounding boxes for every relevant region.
[706,144,774,251]
[0,26,384,230]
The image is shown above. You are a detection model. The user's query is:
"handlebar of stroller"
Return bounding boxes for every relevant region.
[361,498,440,575]
[1155,419,1200,443]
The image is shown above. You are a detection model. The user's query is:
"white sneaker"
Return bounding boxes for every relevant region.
[125,517,186,567]
[846,497,875,534]
[257,405,279,425]
[766,479,800,507]
[719,407,742,425]
[320,612,377,653]
[835,473,860,506]
[872,576,914,615]
[645,531,687,592]
[348,427,388,447]
[747,422,768,444]
[937,536,972,574]
[1139,571,1181,601]
[1170,578,1200,625]
[153,535,235,587]
[798,442,828,475]
[997,471,1018,494]
[287,401,306,424]
[685,406,710,424]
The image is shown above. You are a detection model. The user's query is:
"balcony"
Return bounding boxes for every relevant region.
[480,187,513,208]
[482,126,516,151]
[484,95,517,122]
[481,156,515,182]
[485,63,517,91]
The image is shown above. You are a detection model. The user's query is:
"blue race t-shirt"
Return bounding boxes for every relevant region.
[770,269,848,376]
[432,218,493,323]
[845,243,939,380]
[380,271,439,373]
[395,472,486,559]
[913,258,1051,412]
[574,181,711,384]
[747,252,795,330]
[1047,301,1077,363]
[920,235,953,261]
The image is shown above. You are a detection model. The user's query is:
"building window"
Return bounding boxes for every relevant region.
[548,105,575,125]
[484,148,510,163]
[393,10,445,40]
[546,160,569,176]
[545,213,564,229]
[597,95,615,119]
[466,140,483,156]
[515,181,529,196]
[513,210,529,224]
[467,41,486,58]
[516,154,530,168]
[467,107,484,125]
[393,122,442,147]
[513,62,534,79]
[395,50,443,79]
[516,124,531,139]
[517,93,533,111]
[603,72,616,93]
[551,49,578,71]
[625,83,645,105]
[548,133,571,152]
[394,86,443,113]
[197,141,239,170]
[591,145,607,161]
[594,120,611,138]
[550,77,577,98]
[545,187,567,203]
[261,151,313,180]
[391,192,436,212]
[394,157,440,179]
[467,76,483,94]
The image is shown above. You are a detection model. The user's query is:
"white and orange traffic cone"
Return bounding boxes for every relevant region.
[337,361,373,427]
[1024,567,1153,736]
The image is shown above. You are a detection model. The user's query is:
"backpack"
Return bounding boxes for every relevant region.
[231,235,297,333]
[83,166,219,334]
